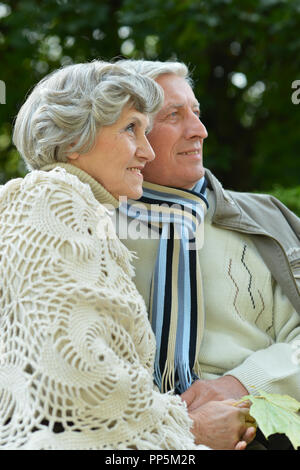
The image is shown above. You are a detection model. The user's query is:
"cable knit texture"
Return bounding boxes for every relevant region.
[0,167,205,450]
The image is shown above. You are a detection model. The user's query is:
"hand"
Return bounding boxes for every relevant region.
[187,399,256,450]
[181,376,248,411]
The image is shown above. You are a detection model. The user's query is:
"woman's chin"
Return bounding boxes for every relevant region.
[126,187,143,201]
[115,187,143,201]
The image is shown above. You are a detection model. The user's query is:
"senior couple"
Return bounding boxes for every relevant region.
[0,58,299,450]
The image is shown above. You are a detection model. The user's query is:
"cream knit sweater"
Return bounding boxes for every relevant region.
[0,165,206,450]
[120,189,300,399]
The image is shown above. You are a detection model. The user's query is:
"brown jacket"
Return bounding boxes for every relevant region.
[205,169,300,313]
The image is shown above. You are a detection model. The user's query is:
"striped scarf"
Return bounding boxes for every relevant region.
[120,177,209,393]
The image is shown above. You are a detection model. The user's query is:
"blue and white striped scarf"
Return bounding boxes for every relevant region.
[120,177,209,393]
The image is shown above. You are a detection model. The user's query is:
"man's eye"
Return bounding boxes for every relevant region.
[194,110,200,118]
[167,111,178,119]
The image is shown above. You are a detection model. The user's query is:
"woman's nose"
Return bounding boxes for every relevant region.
[137,136,155,162]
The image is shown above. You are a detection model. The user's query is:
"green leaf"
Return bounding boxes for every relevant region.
[240,390,300,450]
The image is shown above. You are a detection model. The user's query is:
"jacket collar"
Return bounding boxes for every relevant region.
[204,168,268,235]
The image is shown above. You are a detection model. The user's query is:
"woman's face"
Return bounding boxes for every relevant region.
[68,105,155,200]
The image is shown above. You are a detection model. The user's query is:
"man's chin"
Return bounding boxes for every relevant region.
[142,168,205,189]
[178,170,205,190]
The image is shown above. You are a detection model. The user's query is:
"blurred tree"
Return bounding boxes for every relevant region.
[268,185,300,217]
[0,0,299,207]
[120,0,300,192]
[0,0,124,183]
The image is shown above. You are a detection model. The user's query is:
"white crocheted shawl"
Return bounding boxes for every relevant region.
[0,165,204,450]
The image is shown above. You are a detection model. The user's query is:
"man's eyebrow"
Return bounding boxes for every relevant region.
[163,104,184,112]
[163,102,200,112]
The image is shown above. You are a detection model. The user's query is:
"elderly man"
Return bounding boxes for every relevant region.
[116,59,300,449]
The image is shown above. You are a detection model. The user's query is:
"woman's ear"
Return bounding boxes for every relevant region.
[67,151,80,161]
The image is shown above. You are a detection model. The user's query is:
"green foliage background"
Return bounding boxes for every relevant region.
[0,0,299,214]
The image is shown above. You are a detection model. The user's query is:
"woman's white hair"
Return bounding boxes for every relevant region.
[115,59,193,86]
[13,60,163,170]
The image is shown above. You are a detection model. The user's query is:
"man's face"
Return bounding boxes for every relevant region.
[143,74,208,189]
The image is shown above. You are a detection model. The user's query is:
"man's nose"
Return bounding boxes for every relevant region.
[184,112,208,140]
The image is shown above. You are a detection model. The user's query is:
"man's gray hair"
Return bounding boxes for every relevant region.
[115,59,193,85]
[13,60,163,170]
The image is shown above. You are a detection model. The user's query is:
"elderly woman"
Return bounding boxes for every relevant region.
[0,61,251,450]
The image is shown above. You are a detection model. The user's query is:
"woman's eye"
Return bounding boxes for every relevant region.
[126,123,135,133]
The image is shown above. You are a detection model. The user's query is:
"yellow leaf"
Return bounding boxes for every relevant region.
[239,390,300,450]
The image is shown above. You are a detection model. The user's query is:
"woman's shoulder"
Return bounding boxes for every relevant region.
[31,167,96,202]
[1,167,100,210]
[0,168,112,240]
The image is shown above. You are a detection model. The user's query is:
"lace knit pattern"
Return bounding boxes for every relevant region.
[0,168,203,450]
